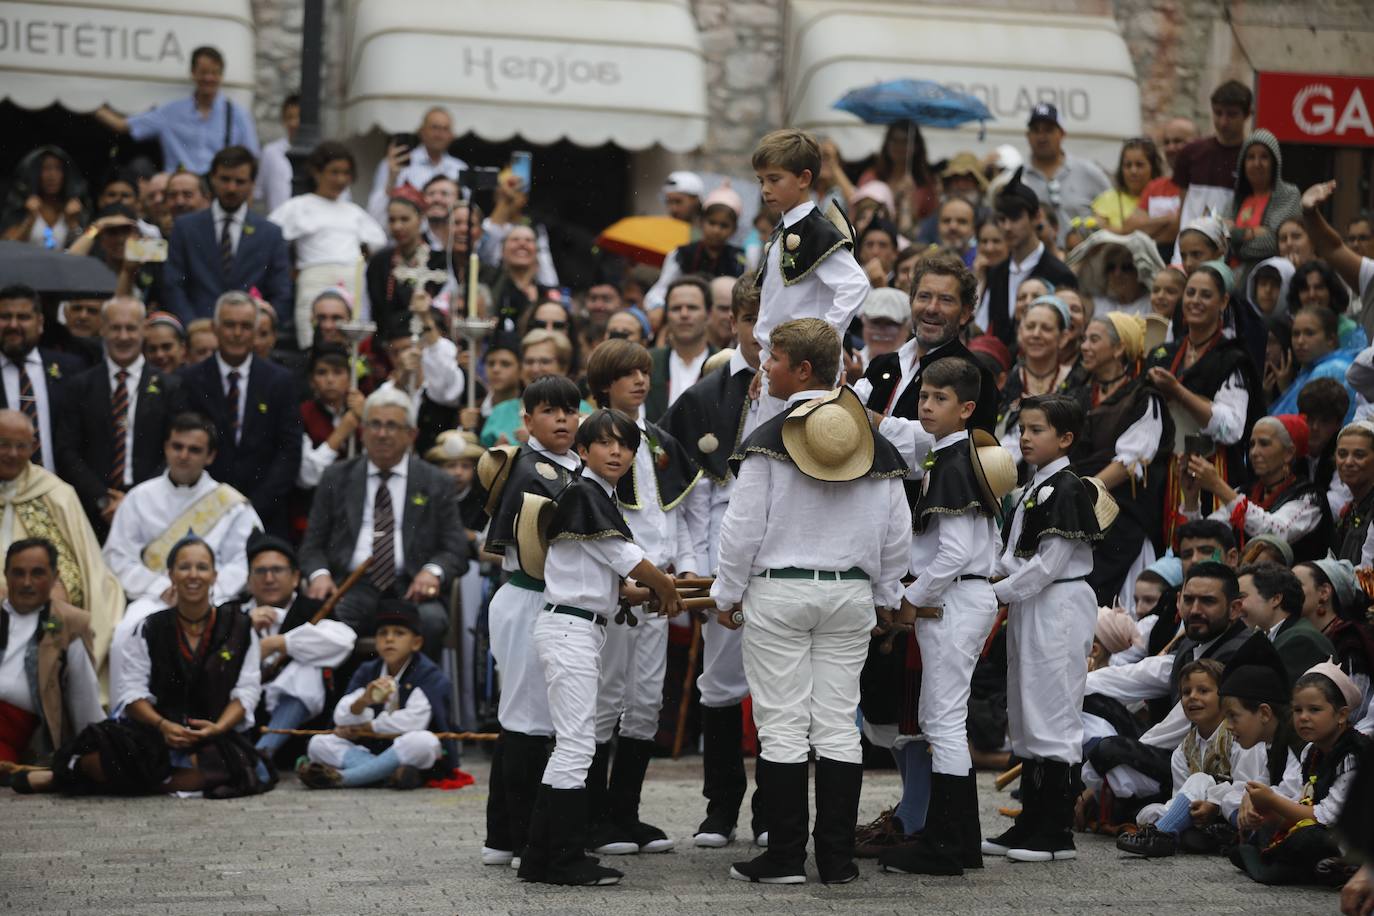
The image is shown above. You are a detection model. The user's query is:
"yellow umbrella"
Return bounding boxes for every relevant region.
[596,216,691,268]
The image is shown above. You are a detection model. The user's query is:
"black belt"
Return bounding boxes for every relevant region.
[544,604,607,626]
[956,574,988,582]
[1053,576,1089,585]
[763,566,869,581]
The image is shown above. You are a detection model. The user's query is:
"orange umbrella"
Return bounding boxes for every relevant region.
[596,216,691,268]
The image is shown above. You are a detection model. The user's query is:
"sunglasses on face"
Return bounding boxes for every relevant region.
[1105,260,1137,274]
[537,319,569,331]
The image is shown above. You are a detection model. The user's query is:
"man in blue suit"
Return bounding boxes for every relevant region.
[179,291,301,536]
[163,146,292,329]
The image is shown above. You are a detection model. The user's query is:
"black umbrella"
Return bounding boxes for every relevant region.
[0,240,117,298]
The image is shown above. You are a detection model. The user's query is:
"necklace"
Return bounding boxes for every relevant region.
[176,607,211,629]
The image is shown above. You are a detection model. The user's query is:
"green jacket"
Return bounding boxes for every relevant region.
[1274,616,1336,687]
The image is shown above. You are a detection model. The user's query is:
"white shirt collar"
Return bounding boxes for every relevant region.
[1,350,41,370]
[367,457,409,480]
[1267,619,1287,641]
[163,468,210,490]
[211,199,246,224]
[729,348,755,377]
[782,200,816,228]
[786,387,832,405]
[1030,454,1071,485]
[216,351,252,379]
[582,466,616,497]
[527,435,579,469]
[107,354,144,381]
[1011,242,1045,273]
[933,429,970,451]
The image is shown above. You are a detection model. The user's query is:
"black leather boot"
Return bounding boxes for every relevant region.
[695,704,747,847]
[607,736,673,853]
[813,757,864,884]
[879,772,967,875]
[522,786,622,886]
[730,758,807,884]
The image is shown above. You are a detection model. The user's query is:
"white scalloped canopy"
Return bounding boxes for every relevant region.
[0,0,255,113]
[344,0,707,152]
[786,0,1142,170]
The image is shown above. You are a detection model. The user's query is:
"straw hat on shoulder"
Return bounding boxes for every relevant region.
[970,430,1017,522]
[477,444,520,515]
[513,492,557,579]
[780,387,874,482]
[1082,476,1120,530]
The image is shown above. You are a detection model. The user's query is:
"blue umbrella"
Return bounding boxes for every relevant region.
[834,78,991,130]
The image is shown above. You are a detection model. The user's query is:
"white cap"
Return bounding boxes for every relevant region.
[662,170,704,198]
[862,287,910,325]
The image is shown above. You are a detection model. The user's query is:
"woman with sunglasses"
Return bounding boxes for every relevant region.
[1066,230,1167,318]
[518,299,582,378]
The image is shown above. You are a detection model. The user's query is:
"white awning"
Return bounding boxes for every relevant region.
[787,1,1142,169]
[345,0,707,152]
[0,0,255,113]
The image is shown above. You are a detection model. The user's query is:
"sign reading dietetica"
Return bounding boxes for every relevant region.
[1257,72,1374,148]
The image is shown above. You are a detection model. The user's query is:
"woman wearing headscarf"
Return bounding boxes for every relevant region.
[1066,230,1167,317]
[1073,312,1173,607]
[995,294,1087,468]
[1227,129,1301,282]
[1146,261,1265,546]
[1179,413,1332,562]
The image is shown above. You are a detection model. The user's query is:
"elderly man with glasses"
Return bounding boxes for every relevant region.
[299,386,467,660]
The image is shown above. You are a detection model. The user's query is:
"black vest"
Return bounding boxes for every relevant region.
[660,363,754,485]
[488,447,579,551]
[142,604,252,724]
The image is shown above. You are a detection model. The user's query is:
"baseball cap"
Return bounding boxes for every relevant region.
[862,288,909,325]
[662,171,704,198]
[1027,103,1062,129]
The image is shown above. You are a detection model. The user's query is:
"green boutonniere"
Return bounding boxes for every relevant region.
[42,616,62,635]
[145,382,160,395]
[47,363,60,380]
[921,452,937,471]
[242,223,255,236]
[412,494,428,507]
[257,402,267,413]
[219,648,233,662]
[1152,346,1167,359]
[644,429,669,470]
[780,251,799,272]
[1023,496,1036,510]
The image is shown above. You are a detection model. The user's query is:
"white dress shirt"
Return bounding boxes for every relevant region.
[667,348,709,409]
[268,193,387,267]
[543,469,646,617]
[215,352,252,445]
[254,595,357,716]
[106,355,144,487]
[756,201,870,360]
[211,200,247,256]
[711,389,912,609]
[975,241,1044,332]
[334,657,433,734]
[113,614,261,726]
[0,601,104,729]
[377,335,465,410]
[254,136,294,215]
[1,349,53,471]
[622,421,701,573]
[350,459,409,577]
[1279,741,1358,826]
[905,430,997,606]
[684,352,761,573]
[103,470,263,605]
[993,456,1096,605]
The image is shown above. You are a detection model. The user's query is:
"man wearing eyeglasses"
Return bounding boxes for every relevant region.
[1019,103,1111,248]
[299,386,467,660]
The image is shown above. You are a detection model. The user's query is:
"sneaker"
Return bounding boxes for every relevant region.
[296,761,342,790]
[481,847,514,866]
[1006,832,1077,862]
[981,823,1028,857]
[729,853,805,884]
[1116,825,1176,858]
[629,821,674,854]
[510,856,522,870]
[694,829,736,848]
[587,822,639,856]
[753,831,769,848]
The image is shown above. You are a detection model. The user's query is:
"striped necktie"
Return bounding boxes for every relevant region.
[369,470,397,594]
[17,361,40,466]
[109,369,130,486]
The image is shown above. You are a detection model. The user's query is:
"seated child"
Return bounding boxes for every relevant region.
[298,601,448,789]
[1233,662,1370,885]
[1215,634,1303,831]
[1116,658,1266,857]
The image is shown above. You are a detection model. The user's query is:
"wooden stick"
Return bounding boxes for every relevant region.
[681,596,719,611]
[672,577,715,590]
[261,728,498,741]
[995,762,1022,791]
[672,615,702,759]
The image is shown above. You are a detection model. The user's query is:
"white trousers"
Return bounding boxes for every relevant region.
[915,580,999,775]
[698,613,749,708]
[535,610,606,789]
[1007,581,1096,763]
[595,610,668,743]
[742,577,874,765]
[307,731,440,769]
[487,581,553,736]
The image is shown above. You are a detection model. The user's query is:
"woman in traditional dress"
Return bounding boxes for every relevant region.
[15,537,273,797]
[995,295,1087,469]
[1072,312,1173,606]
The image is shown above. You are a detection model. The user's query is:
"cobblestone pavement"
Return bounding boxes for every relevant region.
[1,756,1337,915]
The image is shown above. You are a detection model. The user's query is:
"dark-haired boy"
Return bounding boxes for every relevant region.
[299,601,446,789]
[480,375,583,867]
[713,318,911,885]
[880,358,1012,877]
[583,339,704,856]
[519,409,684,886]
[751,129,869,419]
[1234,562,1333,687]
[663,281,765,847]
[988,394,1105,863]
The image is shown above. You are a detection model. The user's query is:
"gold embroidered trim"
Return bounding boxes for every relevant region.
[141,484,247,571]
[551,530,629,542]
[781,240,851,287]
[1012,527,1104,558]
[661,469,703,512]
[15,497,83,608]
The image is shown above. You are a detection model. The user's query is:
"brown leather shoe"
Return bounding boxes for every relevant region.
[855,809,913,858]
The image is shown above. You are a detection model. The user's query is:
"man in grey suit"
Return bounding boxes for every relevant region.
[299,386,467,659]
[162,145,292,327]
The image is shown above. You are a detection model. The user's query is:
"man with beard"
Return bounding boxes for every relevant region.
[0,286,83,474]
[1076,562,1252,823]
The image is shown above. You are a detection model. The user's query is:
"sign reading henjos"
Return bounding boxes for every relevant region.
[1257,72,1374,148]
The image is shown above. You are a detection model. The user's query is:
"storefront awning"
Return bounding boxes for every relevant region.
[345,0,708,152]
[0,0,255,112]
[787,1,1142,168]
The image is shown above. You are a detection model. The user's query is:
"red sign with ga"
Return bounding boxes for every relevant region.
[1257,72,1374,147]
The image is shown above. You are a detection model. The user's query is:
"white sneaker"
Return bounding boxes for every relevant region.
[481,846,513,866]
[509,855,522,869]
[639,837,675,854]
[694,830,735,848]
[1006,846,1077,862]
[754,831,769,848]
[980,839,1012,856]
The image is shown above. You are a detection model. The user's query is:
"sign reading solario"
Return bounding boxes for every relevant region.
[1257,72,1374,148]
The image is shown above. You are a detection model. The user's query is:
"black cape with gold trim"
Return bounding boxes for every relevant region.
[489,447,580,551]
[549,475,634,543]
[1011,469,1103,558]
[755,203,855,289]
[616,421,701,511]
[729,395,908,480]
[660,362,755,485]
[913,438,992,535]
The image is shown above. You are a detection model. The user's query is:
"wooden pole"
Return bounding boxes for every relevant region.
[261,728,498,741]
[671,616,702,759]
